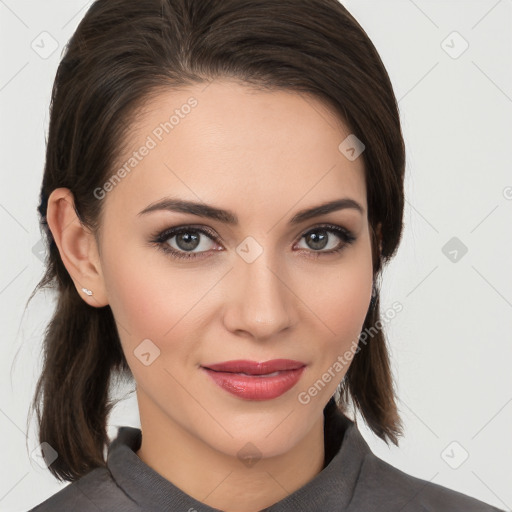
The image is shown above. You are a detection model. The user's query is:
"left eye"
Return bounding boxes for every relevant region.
[296,226,351,252]
[151,224,356,260]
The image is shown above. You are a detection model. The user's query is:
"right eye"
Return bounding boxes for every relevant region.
[150,225,222,260]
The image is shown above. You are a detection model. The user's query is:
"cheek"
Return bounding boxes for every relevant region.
[100,245,205,355]
[311,256,372,326]
[101,227,372,371]
[302,251,373,363]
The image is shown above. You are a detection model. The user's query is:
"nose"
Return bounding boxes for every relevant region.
[222,251,296,340]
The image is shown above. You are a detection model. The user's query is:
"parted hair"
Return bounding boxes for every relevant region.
[27,0,405,482]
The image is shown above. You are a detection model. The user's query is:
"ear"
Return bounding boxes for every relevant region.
[46,188,109,307]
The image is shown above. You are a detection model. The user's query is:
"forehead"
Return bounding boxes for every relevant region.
[103,79,367,223]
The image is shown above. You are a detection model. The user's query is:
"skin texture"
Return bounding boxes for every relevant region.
[47,79,379,512]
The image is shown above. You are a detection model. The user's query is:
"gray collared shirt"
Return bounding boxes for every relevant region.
[29,397,504,511]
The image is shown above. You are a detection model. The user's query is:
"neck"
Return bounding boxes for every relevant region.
[135,398,326,512]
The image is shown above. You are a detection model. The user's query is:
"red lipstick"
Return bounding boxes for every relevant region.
[200,359,306,401]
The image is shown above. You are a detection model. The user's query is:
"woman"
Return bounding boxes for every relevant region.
[27,0,503,510]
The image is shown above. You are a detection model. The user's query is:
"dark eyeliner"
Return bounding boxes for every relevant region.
[298,224,356,259]
[149,225,219,260]
[149,223,357,260]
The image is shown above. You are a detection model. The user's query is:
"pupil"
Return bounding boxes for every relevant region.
[307,230,328,250]
[177,232,200,251]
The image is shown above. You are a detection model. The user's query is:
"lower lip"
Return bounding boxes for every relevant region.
[201,366,306,400]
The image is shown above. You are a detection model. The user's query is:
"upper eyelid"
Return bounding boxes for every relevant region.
[156,223,353,245]
[158,224,218,241]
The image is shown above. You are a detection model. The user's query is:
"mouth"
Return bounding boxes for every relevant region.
[201,359,306,376]
[200,361,307,401]
[206,370,286,377]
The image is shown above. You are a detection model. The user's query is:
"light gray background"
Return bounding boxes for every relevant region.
[1,1,511,511]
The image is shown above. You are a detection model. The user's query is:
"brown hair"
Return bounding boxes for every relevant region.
[26,0,405,482]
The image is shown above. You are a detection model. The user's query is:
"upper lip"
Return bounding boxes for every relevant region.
[201,359,306,375]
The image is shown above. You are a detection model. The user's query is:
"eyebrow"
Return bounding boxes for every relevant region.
[138,197,365,225]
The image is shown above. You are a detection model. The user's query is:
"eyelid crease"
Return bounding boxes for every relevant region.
[149,222,357,261]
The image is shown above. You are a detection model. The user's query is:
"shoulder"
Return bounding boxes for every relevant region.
[28,466,140,512]
[351,452,505,511]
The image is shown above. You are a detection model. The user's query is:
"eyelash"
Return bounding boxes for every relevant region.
[149,223,357,261]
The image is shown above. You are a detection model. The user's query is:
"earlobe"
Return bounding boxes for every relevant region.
[46,187,109,307]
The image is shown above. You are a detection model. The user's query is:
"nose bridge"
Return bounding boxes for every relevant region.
[226,239,293,337]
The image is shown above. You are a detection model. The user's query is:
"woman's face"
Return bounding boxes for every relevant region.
[96,79,374,459]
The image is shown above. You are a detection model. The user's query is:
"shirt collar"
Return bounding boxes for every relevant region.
[107,397,370,511]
